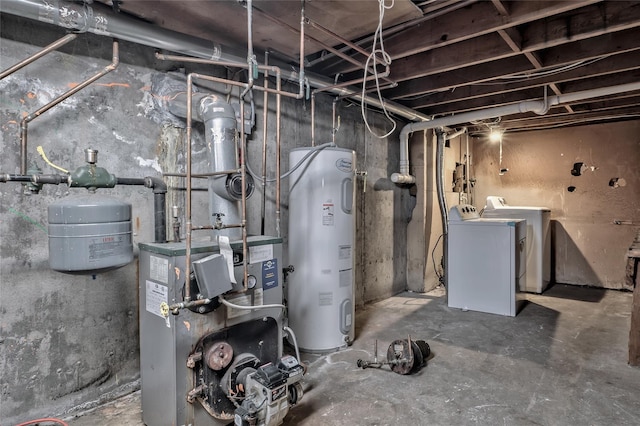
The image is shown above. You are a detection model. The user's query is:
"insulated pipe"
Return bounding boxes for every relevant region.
[2,0,428,122]
[435,129,448,292]
[0,33,76,79]
[20,40,119,175]
[392,81,640,184]
[435,129,448,236]
[0,0,247,63]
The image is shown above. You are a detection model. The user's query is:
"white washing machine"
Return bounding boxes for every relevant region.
[447,204,527,317]
[482,196,551,294]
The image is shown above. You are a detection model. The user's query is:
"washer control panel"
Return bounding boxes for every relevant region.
[449,204,480,221]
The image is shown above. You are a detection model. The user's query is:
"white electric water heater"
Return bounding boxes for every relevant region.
[287,147,356,352]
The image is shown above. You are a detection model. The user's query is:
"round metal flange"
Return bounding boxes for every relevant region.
[205,341,234,371]
[387,339,430,375]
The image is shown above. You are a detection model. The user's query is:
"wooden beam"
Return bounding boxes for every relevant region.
[316,0,602,75]
[402,51,640,109]
[383,26,640,100]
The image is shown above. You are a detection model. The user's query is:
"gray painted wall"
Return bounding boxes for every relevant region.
[0,17,409,423]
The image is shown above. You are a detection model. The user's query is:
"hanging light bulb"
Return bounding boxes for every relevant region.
[489,127,504,142]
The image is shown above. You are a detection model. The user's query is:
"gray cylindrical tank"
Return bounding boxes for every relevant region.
[288,147,356,352]
[48,195,133,274]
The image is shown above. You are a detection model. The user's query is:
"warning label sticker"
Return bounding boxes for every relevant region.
[322,203,335,226]
[149,255,169,284]
[146,280,168,319]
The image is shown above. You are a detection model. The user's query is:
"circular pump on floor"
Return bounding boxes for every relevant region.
[387,339,431,375]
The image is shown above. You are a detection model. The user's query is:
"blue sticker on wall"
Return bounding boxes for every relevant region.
[262,259,278,290]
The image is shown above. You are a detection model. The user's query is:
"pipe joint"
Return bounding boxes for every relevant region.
[390,173,416,185]
[145,176,168,194]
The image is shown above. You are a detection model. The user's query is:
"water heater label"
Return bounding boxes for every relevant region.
[322,203,335,226]
[149,255,169,284]
[146,280,168,319]
[319,292,333,306]
[262,259,279,290]
[339,245,351,260]
[339,269,352,288]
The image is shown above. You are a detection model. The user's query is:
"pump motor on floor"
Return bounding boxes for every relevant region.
[357,336,431,375]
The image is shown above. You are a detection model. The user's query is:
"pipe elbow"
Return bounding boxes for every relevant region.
[390,173,416,185]
[145,176,167,193]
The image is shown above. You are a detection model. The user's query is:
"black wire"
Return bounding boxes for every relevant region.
[431,233,444,281]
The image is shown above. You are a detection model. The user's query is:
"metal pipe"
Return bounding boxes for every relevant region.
[392,80,640,184]
[241,0,255,99]
[311,93,316,146]
[298,0,306,98]
[20,39,119,175]
[184,74,194,303]
[261,52,269,235]
[0,33,77,79]
[435,128,448,292]
[0,173,68,184]
[0,0,247,63]
[4,0,428,122]
[163,170,240,178]
[240,99,249,292]
[275,73,282,237]
[115,176,167,244]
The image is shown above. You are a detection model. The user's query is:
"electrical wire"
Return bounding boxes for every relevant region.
[15,418,69,426]
[431,233,444,283]
[36,146,69,173]
[218,295,285,311]
[246,142,335,185]
[360,0,397,139]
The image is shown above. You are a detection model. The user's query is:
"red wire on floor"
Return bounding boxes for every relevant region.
[14,418,69,426]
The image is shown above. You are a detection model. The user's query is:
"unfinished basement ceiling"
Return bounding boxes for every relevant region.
[91,0,640,132]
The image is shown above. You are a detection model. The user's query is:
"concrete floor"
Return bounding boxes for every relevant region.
[65,284,640,425]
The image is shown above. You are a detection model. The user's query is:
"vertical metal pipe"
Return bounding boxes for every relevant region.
[311,93,316,146]
[298,0,306,97]
[275,70,282,237]
[240,100,249,291]
[261,52,269,235]
[20,39,119,175]
[184,73,194,302]
[0,33,77,80]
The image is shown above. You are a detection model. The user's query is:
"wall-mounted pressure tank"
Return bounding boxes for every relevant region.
[48,195,133,274]
[288,147,356,352]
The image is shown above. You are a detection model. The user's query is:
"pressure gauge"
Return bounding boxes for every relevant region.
[246,275,258,289]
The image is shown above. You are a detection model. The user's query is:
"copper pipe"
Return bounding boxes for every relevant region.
[156,54,301,99]
[20,39,119,175]
[275,72,282,237]
[261,52,269,235]
[311,67,390,144]
[1,33,77,80]
[306,18,371,59]
[184,73,194,303]
[163,169,240,178]
[240,99,249,292]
